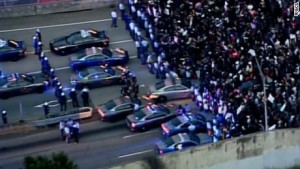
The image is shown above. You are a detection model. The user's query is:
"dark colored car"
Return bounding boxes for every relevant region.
[161,113,207,136]
[97,96,143,121]
[155,133,213,155]
[50,29,109,56]
[0,39,26,61]
[69,47,129,71]
[0,74,49,99]
[126,104,176,132]
[70,65,126,90]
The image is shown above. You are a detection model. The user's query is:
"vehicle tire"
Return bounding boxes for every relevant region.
[60,50,65,55]
[1,93,9,99]
[159,96,167,103]
[36,87,44,93]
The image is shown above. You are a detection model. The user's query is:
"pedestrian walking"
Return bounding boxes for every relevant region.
[59,92,67,111]
[69,88,79,108]
[72,121,80,144]
[43,102,50,118]
[59,120,65,141]
[81,87,90,107]
[1,110,7,124]
[111,9,118,28]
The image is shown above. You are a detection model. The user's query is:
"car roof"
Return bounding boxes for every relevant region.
[142,104,169,116]
[171,133,191,144]
[113,96,133,105]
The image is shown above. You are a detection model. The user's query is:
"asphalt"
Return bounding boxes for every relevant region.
[0,7,156,123]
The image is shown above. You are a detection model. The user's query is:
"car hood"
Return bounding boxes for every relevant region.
[51,37,67,47]
[126,114,138,123]
[155,140,166,150]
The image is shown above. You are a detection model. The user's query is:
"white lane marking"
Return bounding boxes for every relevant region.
[26,55,137,75]
[118,150,153,158]
[0,18,116,33]
[34,99,72,108]
[123,129,159,139]
[27,39,133,54]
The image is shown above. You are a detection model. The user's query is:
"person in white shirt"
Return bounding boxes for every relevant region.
[64,126,70,143]
[111,9,118,28]
[119,1,125,20]
[59,121,65,141]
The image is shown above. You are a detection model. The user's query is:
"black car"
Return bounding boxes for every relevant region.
[50,29,109,56]
[97,96,143,121]
[0,74,49,99]
[0,39,26,61]
[70,66,126,90]
[161,113,207,136]
[126,104,176,132]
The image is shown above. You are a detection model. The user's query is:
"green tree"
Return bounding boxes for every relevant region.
[24,152,78,169]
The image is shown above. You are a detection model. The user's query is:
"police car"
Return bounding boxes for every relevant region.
[69,47,129,71]
[143,78,192,103]
[155,133,213,155]
[97,96,144,121]
[70,65,126,90]
[0,73,49,99]
[50,29,109,55]
[161,113,207,136]
[0,39,26,61]
[126,104,176,132]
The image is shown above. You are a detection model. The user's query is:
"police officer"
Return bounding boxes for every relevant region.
[72,121,80,144]
[55,86,63,98]
[59,92,67,111]
[1,110,7,124]
[59,120,65,141]
[33,35,38,55]
[35,28,42,42]
[111,9,118,28]
[135,38,141,58]
[43,102,50,118]
[119,1,125,20]
[49,68,55,80]
[36,41,43,56]
[141,39,149,64]
[39,51,45,62]
[52,77,59,87]
[69,88,79,108]
[81,87,90,107]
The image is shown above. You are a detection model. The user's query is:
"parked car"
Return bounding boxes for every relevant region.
[50,29,109,55]
[0,39,26,61]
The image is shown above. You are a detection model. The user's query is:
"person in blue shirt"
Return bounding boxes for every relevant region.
[35,28,42,42]
[33,35,38,55]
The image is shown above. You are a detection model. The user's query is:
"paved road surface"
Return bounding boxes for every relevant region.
[0,7,156,123]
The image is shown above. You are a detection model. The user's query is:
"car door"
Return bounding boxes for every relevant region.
[164,84,190,99]
[84,55,104,67]
[115,104,134,116]
[100,72,114,85]
[145,112,166,128]
[18,80,34,94]
[162,85,178,99]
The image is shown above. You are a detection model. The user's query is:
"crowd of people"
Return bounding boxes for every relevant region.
[119,0,300,141]
[59,119,80,144]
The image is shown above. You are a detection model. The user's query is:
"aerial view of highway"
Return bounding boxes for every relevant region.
[0,0,299,169]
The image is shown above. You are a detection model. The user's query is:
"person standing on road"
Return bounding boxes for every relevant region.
[59,92,67,111]
[69,88,79,108]
[33,35,38,55]
[81,87,90,107]
[119,1,125,20]
[72,120,80,144]
[111,9,118,28]
[64,124,71,143]
[59,120,65,141]
[35,28,42,42]
[43,102,50,118]
[1,110,7,125]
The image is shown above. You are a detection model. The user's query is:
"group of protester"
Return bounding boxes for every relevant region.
[120,68,142,104]
[59,119,80,144]
[119,0,300,142]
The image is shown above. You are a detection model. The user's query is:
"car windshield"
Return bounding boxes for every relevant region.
[134,110,146,120]
[171,118,181,126]
[104,100,117,110]
[155,81,165,90]
[79,70,89,78]
[76,51,87,59]
[163,138,175,147]
[66,32,81,44]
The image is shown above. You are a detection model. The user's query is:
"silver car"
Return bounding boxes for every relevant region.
[143,79,192,103]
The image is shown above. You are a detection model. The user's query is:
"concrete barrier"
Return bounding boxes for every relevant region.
[109,129,300,169]
[31,107,93,127]
[0,0,117,18]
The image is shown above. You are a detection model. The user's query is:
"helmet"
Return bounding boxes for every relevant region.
[50,68,54,72]
[38,41,42,45]
[41,51,45,57]
[71,88,75,92]
[44,102,48,106]
[59,86,62,89]
[36,28,40,32]
[2,110,6,114]
[61,92,65,96]
[44,57,48,61]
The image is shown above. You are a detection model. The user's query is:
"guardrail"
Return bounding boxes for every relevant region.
[31,107,93,127]
[0,0,72,8]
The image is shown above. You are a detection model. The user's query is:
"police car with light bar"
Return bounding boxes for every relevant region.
[126,104,176,131]
[97,96,144,122]
[69,47,129,71]
[161,113,207,136]
[0,39,26,62]
[155,133,212,155]
[143,78,192,103]
[50,29,109,56]
[71,65,126,90]
[0,73,49,99]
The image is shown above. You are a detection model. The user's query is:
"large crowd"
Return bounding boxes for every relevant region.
[119,0,300,141]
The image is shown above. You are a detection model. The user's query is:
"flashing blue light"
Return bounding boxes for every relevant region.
[95,75,99,79]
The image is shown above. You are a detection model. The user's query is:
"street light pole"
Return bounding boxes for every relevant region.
[254,55,268,131]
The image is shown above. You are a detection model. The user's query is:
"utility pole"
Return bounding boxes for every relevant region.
[254,55,268,131]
